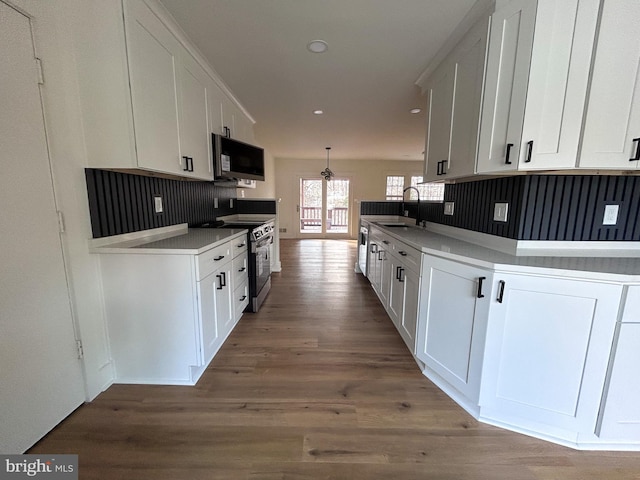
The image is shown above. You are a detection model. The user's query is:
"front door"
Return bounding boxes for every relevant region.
[298,177,350,237]
[0,2,85,453]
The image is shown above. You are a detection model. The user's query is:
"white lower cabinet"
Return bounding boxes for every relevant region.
[598,286,640,441]
[480,273,623,442]
[99,234,247,385]
[416,255,492,410]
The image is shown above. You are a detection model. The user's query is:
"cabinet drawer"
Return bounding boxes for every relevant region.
[392,241,421,274]
[233,253,249,287]
[197,242,232,280]
[232,235,248,258]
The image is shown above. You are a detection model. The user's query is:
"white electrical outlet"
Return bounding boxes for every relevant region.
[214,198,219,208]
[153,195,163,213]
[230,198,234,208]
[493,202,508,222]
[603,204,619,225]
[444,202,454,216]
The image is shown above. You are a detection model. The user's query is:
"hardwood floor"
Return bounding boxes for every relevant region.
[30,239,640,479]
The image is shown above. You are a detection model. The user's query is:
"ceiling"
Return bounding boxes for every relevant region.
[159,0,478,161]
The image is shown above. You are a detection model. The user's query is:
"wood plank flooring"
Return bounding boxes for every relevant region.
[30,239,640,479]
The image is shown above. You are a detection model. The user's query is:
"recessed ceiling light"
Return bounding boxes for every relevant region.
[307,40,328,53]
[313,109,324,115]
[410,108,422,114]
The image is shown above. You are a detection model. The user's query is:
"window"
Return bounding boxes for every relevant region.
[385,176,404,200]
[410,176,445,202]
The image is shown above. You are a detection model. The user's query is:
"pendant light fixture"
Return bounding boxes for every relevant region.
[321,147,334,181]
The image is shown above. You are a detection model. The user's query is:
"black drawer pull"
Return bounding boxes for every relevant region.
[440,160,447,175]
[237,243,246,248]
[182,156,190,171]
[398,267,405,283]
[220,272,226,287]
[398,251,407,256]
[477,276,486,298]
[525,140,533,163]
[505,143,514,164]
[382,240,390,245]
[630,138,640,161]
[239,295,247,301]
[238,267,246,272]
[370,243,378,253]
[216,274,223,290]
[396,265,402,281]
[497,280,506,303]
[214,255,225,261]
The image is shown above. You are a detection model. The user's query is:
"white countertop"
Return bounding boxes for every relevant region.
[90,224,248,255]
[361,216,640,281]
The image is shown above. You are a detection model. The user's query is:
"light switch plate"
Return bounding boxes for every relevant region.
[153,195,163,213]
[493,202,508,222]
[444,202,455,216]
[603,204,619,225]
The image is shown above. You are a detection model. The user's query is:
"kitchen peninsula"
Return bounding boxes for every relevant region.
[359,215,640,451]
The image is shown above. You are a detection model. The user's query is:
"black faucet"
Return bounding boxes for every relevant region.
[402,186,421,226]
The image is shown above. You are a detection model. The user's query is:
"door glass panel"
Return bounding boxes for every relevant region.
[300,178,322,234]
[326,179,350,234]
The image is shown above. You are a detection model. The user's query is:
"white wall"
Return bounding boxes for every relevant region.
[12,0,114,399]
[275,157,424,239]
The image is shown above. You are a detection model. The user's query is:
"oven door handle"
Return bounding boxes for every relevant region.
[252,235,274,253]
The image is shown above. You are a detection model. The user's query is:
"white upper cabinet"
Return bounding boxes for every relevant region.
[177,51,213,179]
[477,0,600,173]
[124,0,183,176]
[579,0,640,169]
[423,15,490,181]
[73,0,254,181]
[424,64,456,181]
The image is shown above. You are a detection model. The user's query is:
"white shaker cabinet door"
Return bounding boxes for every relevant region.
[519,0,599,170]
[124,0,183,175]
[598,323,640,441]
[580,0,640,169]
[424,64,456,181]
[178,51,213,180]
[198,272,220,366]
[476,0,536,173]
[416,256,492,403]
[481,273,622,437]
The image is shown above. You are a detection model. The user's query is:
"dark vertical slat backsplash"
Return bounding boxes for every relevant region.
[237,199,277,214]
[361,175,639,242]
[85,169,237,238]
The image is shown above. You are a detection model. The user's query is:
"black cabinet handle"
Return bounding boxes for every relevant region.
[240,295,247,301]
[238,267,246,272]
[182,156,190,171]
[378,251,383,261]
[216,274,223,290]
[398,251,407,256]
[398,267,405,283]
[189,157,194,172]
[220,271,226,287]
[505,143,514,164]
[497,280,506,303]
[238,243,246,248]
[477,276,486,298]
[382,240,390,245]
[223,126,231,138]
[630,138,640,161]
[396,266,402,281]
[370,243,378,253]
[436,160,441,176]
[441,160,447,175]
[525,140,533,163]
[214,255,225,261]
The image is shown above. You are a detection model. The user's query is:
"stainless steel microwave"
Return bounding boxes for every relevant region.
[212,133,265,181]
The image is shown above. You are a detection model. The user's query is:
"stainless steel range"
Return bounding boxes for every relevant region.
[197,219,274,312]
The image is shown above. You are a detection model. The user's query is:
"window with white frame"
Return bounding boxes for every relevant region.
[409,176,445,202]
[385,175,405,200]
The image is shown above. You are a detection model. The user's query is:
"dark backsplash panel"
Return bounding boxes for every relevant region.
[362,175,640,242]
[85,169,236,238]
[237,199,277,214]
[519,175,640,241]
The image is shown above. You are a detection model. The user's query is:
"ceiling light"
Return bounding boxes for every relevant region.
[313,109,324,115]
[321,147,334,181]
[307,40,328,53]
[410,108,422,114]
